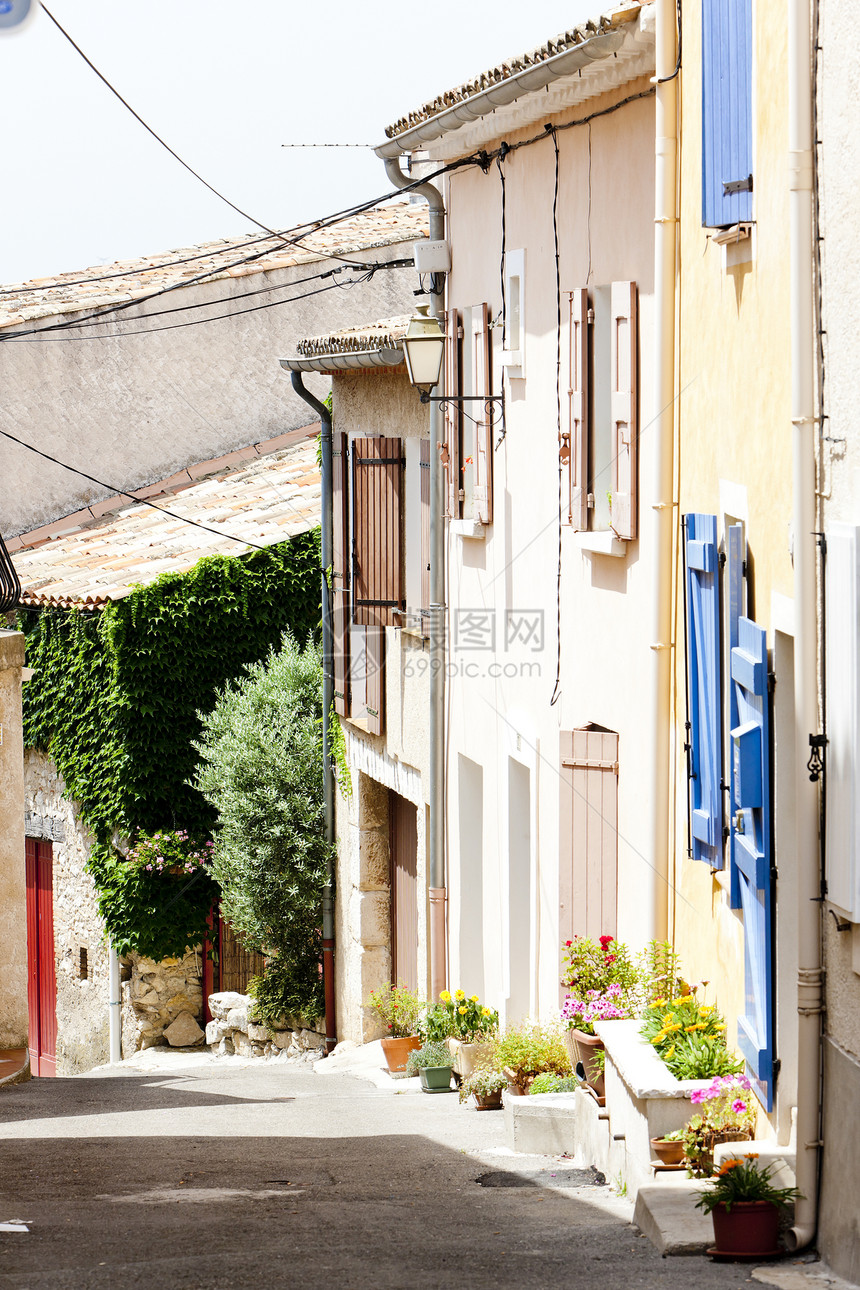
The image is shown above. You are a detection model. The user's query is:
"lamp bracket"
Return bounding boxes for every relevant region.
[418,392,505,432]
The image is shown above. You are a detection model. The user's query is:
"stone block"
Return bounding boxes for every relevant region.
[233,1034,253,1058]
[247,1022,270,1043]
[163,1011,204,1047]
[272,1030,292,1050]
[226,1005,249,1032]
[208,991,248,1021]
[299,1029,325,1051]
[358,830,390,890]
[217,1036,234,1056]
[205,1020,226,1044]
[349,887,389,948]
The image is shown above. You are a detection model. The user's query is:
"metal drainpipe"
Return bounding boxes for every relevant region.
[289,374,337,1053]
[382,157,448,1001]
[787,0,822,1250]
[108,941,122,1063]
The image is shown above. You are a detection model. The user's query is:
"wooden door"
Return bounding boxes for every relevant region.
[218,919,266,995]
[559,728,619,955]
[389,793,418,992]
[25,839,57,1077]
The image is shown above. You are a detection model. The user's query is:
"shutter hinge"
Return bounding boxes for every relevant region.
[768,670,776,693]
[587,307,595,325]
[723,825,730,842]
[807,733,827,783]
[587,492,595,509]
[457,323,464,340]
[772,1057,781,1085]
[719,550,727,568]
[723,174,753,196]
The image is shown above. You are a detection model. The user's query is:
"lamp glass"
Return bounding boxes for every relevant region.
[402,307,445,389]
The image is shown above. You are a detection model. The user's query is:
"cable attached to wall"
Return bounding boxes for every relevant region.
[495,147,509,447]
[548,125,563,708]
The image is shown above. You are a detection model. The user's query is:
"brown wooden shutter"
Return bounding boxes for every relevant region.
[558,728,619,966]
[332,431,350,715]
[420,437,431,638]
[352,436,404,628]
[567,288,589,530]
[364,626,385,736]
[444,308,461,520]
[610,281,638,541]
[472,302,493,525]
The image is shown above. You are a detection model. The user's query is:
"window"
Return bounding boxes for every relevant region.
[702,0,753,228]
[563,282,639,539]
[444,302,493,525]
[559,726,619,950]
[502,249,525,378]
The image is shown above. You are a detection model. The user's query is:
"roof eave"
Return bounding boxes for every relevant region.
[374,25,629,159]
[279,347,404,374]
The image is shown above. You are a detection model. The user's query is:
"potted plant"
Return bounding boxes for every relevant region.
[422,990,499,1078]
[405,1040,454,1093]
[528,1073,579,1095]
[493,1022,570,1095]
[560,935,640,1094]
[682,1075,757,1177]
[458,1065,507,1110]
[650,1128,686,1166]
[695,1154,801,1258]
[366,982,425,1073]
[640,989,743,1082]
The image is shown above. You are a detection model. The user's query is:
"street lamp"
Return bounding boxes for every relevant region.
[402,306,445,392]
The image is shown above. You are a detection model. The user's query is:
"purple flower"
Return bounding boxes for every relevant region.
[145,864,153,871]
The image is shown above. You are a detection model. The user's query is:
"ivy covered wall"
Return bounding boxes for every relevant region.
[19,533,321,848]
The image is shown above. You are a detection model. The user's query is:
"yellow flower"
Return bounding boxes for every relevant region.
[651,1033,666,1045]
[714,1023,726,1031]
[696,1022,708,1031]
[685,1024,698,1033]
[664,1045,676,1059]
[662,1014,674,1026]
[667,1022,683,1033]
[699,1004,715,1015]
[455,989,465,1000]
[470,994,479,1002]
[440,990,452,1003]
[458,1006,467,1015]
[481,1007,490,1017]
[654,997,667,1007]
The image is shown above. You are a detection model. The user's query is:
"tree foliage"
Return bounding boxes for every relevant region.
[194,634,331,1022]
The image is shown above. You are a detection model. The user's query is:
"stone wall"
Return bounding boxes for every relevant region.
[121,950,205,1052]
[24,750,110,1074]
[0,632,27,1049]
[206,992,324,1062]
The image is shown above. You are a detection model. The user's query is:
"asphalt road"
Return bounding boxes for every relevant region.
[0,1051,769,1290]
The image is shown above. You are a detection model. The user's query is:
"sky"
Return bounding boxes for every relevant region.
[0,0,599,285]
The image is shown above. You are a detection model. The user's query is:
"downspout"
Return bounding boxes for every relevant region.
[787,0,822,1251]
[382,157,448,1001]
[289,376,337,1054]
[646,0,678,943]
[108,942,121,1063]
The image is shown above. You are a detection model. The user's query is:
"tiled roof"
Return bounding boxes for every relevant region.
[295,315,410,358]
[382,2,643,141]
[10,427,320,609]
[0,204,428,330]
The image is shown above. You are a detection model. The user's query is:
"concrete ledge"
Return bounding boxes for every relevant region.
[633,1180,715,1255]
[594,1019,712,1101]
[503,1091,578,1154]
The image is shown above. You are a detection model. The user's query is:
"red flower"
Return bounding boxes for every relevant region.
[599,935,614,950]
[564,940,572,947]
[605,954,617,964]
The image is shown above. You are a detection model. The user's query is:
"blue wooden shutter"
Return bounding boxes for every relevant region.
[730,616,774,1110]
[685,513,723,867]
[702,0,753,227]
[725,523,746,907]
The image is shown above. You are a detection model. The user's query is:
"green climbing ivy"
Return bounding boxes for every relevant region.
[18,533,321,956]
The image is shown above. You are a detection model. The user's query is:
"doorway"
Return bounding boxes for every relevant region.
[389,792,418,991]
[25,838,57,1077]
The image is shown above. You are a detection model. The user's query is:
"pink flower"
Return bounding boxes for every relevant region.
[690,1088,706,1104]
[732,1099,747,1115]
[145,864,153,871]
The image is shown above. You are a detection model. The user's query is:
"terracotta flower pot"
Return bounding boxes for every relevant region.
[565,1028,605,1097]
[710,1200,781,1258]
[380,1034,421,1073]
[651,1136,686,1166]
[474,1090,503,1110]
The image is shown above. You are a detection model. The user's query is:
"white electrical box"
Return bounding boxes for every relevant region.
[413,240,451,274]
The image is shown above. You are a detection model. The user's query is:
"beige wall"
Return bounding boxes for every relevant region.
[0,631,27,1049]
[442,83,657,1022]
[673,4,794,1140]
[5,249,418,537]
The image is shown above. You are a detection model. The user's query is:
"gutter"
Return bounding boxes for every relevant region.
[380,158,449,1004]
[373,24,630,159]
[787,0,822,1250]
[282,349,403,374]
[284,375,337,1055]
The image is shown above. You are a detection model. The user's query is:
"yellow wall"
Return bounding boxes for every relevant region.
[672,2,792,1131]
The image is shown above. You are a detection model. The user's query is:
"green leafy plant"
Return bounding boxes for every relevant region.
[494,1022,571,1091]
[640,989,742,1081]
[560,934,640,999]
[637,940,686,1007]
[248,959,322,1032]
[195,633,331,1024]
[682,1075,757,1177]
[458,1065,507,1105]
[695,1155,801,1215]
[528,1072,580,1095]
[405,1040,453,1077]
[431,989,498,1042]
[367,982,426,1038]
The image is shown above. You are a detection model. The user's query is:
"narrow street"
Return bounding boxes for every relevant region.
[1,1054,771,1290]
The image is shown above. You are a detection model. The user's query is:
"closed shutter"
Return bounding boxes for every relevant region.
[702,0,753,227]
[420,437,431,638]
[730,617,774,1110]
[609,281,638,541]
[566,288,589,530]
[685,513,723,867]
[444,308,461,520]
[352,436,404,628]
[332,431,350,715]
[725,522,746,907]
[559,728,619,963]
[364,627,385,736]
[472,302,493,525]
[26,839,57,1077]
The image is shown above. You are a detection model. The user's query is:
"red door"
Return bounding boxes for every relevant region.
[25,839,57,1077]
